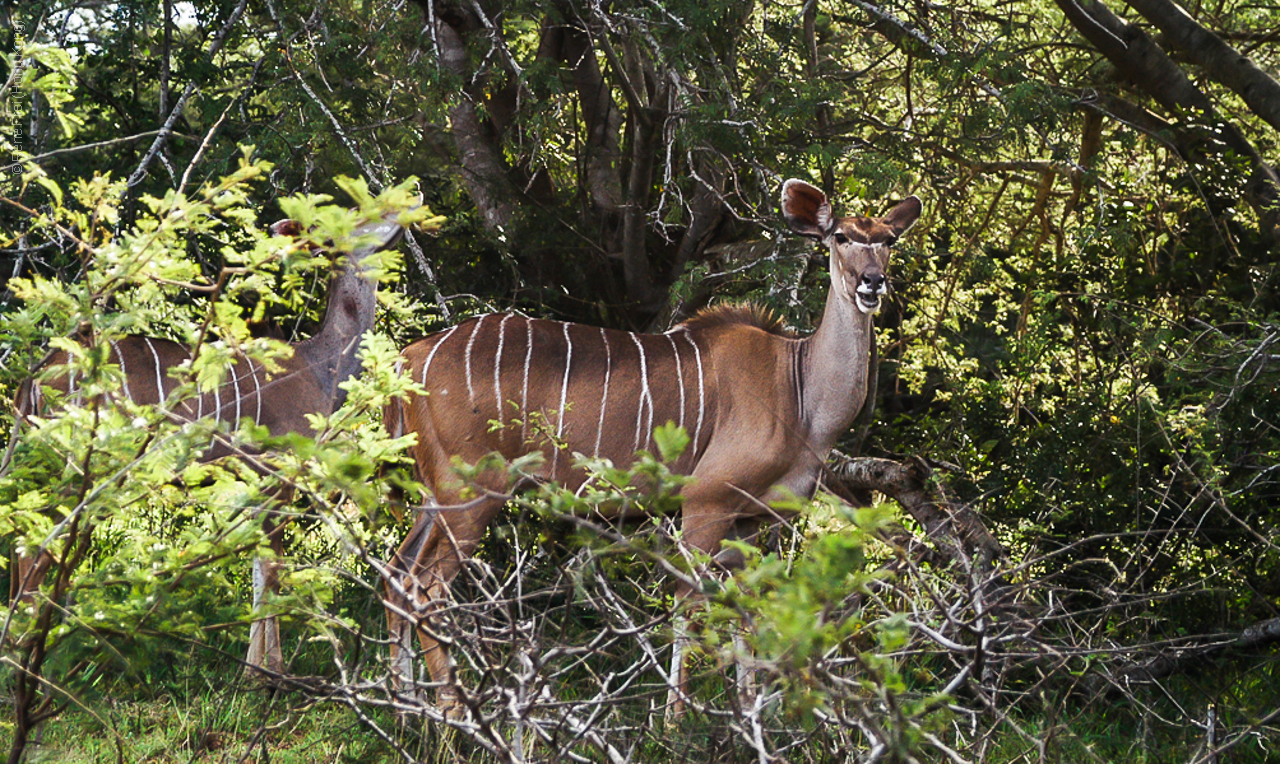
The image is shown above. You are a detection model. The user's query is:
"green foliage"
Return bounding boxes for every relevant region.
[5,0,1280,759]
[0,160,425,757]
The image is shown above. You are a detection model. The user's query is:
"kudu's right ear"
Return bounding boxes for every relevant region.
[781,179,833,240]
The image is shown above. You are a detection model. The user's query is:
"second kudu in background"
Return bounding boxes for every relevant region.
[8,189,420,676]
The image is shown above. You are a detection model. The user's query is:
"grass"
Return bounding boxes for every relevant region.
[4,688,403,763]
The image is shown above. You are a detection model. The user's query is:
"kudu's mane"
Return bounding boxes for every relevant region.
[680,303,794,337]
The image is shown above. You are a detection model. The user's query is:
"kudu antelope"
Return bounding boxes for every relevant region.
[383,179,921,715]
[8,204,411,674]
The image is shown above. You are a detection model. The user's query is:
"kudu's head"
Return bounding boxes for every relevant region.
[781,179,922,315]
[268,214,407,258]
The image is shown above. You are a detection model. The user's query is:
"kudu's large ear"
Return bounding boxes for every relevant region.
[349,197,420,254]
[781,179,833,240]
[268,218,304,238]
[883,195,922,236]
[351,218,405,253]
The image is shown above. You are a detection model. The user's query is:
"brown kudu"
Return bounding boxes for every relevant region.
[383,179,921,717]
[7,205,410,675]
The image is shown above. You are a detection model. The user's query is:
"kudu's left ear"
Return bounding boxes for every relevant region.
[884,195,923,235]
[269,218,304,238]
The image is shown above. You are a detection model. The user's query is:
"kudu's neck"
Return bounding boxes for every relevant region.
[293,251,378,409]
[793,269,875,449]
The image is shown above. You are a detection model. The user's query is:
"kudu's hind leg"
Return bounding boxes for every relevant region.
[665,506,776,722]
[385,506,436,703]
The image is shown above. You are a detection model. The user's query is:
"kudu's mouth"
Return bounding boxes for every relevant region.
[852,277,887,314]
[856,290,881,314]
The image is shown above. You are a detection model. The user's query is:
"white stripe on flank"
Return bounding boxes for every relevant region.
[666,334,685,432]
[521,317,533,442]
[594,327,612,458]
[111,341,133,404]
[630,333,653,453]
[195,362,204,420]
[247,359,263,425]
[211,373,222,425]
[494,314,512,429]
[420,325,460,386]
[552,322,573,475]
[464,315,487,406]
[683,330,705,450]
[143,338,165,410]
[228,360,243,424]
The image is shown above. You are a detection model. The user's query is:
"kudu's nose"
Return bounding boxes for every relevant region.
[861,272,888,294]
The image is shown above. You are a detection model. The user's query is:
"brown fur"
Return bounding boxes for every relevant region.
[680,303,793,337]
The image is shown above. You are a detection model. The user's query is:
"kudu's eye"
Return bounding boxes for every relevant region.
[833,232,849,245]
[884,235,898,247]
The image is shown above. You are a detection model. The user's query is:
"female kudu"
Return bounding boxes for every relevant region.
[384,179,921,715]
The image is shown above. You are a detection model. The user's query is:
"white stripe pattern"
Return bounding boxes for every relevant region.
[143,338,165,411]
[111,341,134,404]
[464,314,487,406]
[630,333,653,453]
[552,322,573,474]
[247,359,263,425]
[494,314,512,429]
[682,329,706,450]
[229,361,243,424]
[419,324,460,387]
[594,326,612,458]
[665,334,686,433]
[195,364,204,419]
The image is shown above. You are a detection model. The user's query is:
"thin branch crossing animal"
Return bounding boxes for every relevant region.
[383,179,921,715]
[8,206,411,674]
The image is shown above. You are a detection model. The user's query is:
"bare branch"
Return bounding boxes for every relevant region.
[824,452,1007,582]
[123,0,251,196]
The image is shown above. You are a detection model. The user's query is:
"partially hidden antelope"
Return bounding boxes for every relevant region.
[383,179,921,716]
[7,203,412,675]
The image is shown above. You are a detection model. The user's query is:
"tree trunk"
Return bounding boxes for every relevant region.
[1054,0,1280,237]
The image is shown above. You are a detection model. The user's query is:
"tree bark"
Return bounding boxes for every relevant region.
[563,11,624,217]
[1123,0,1280,134]
[432,12,521,234]
[1097,616,1280,689]
[1053,0,1211,114]
[1054,0,1280,236]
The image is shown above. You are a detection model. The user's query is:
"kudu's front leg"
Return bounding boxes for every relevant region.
[383,503,477,718]
[245,515,287,678]
[664,497,750,723]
